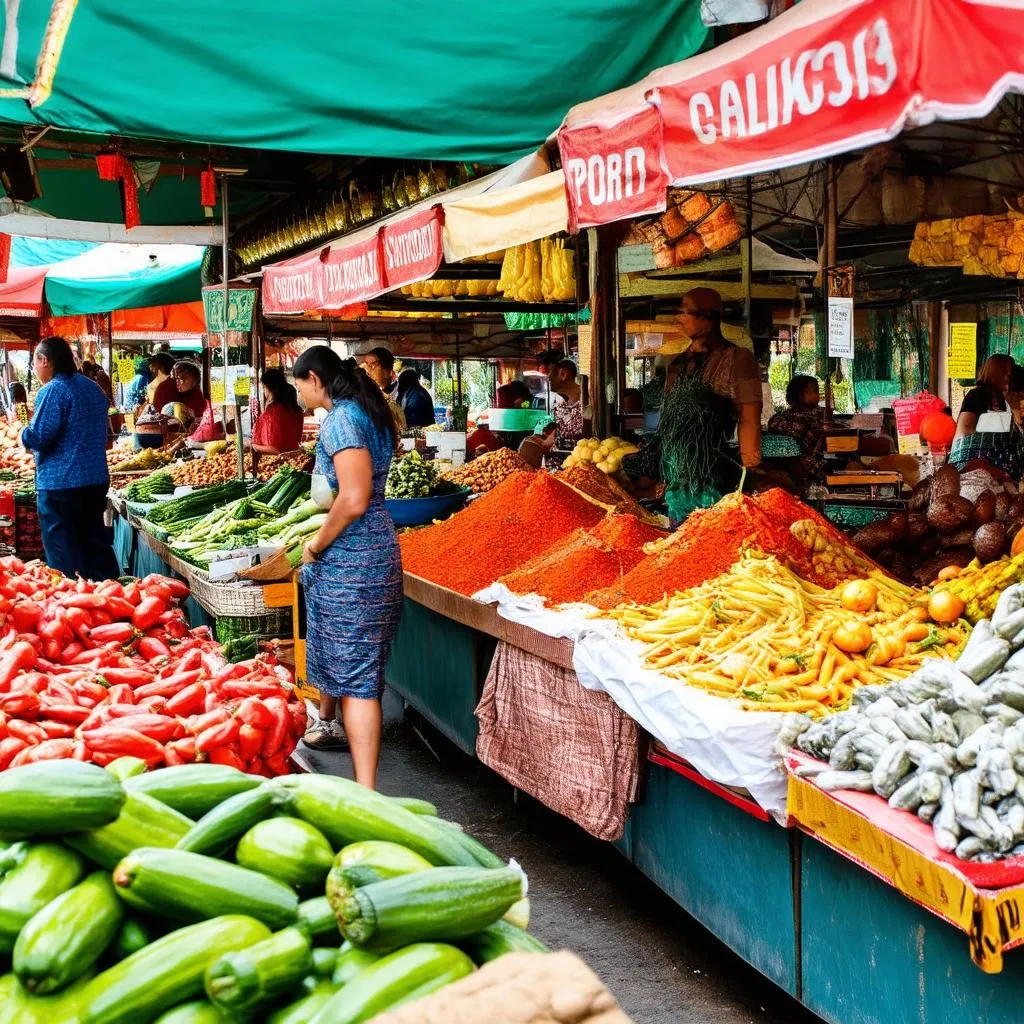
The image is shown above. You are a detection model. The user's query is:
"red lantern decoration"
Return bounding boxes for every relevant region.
[200,165,217,209]
[920,411,957,447]
[96,152,140,230]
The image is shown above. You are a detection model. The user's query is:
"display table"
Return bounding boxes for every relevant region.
[390,577,1024,1024]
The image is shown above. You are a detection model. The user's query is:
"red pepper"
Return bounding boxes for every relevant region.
[61,641,84,662]
[132,597,166,632]
[59,593,108,611]
[221,677,282,701]
[164,682,207,717]
[103,597,139,620]
[196,718,239,753]
[237,723,264,761]
[82,726,165,764]
[106,713,182,744]
[138,696,167,714]
[0,691,40,717]
[45,677,78,703]
[165,617,189,640]
[187,707,230,736]
[65,607,92,643]
[246,757,268,777]
[79,704,114,731]
[0,735,26,769]
[201,651,229,677]
[207,746,246,770]
[24,738,76,762]
[39,702,89,726]
[8,720,47,744]
[261,697,291,759]
[143,574,191,601]
[164,736,197,766]
[0,710,6,739]
[134,670,203,701]
[122,582,142,607]
[98,667,154,688]
[289,702,307,737]
[264,751,292,776]
[42,639,62,663]
[237,696,275,731]
[74,679,111,704]
[89,610,113,627]
[106,683,134,706]
[40,720,76,739]
[95,580,124,598]
[138,636,171,662]
[0,642,38,690]
[11,673,50,694]
[9,601,42,632]
[166,648,202,676]
[88,622,135,645]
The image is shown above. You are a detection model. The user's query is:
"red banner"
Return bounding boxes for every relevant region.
[557,0,1024,229]
[262,250,326,314]
[321,233,385,309]
[381,206,444,291]
[558,106,667,233]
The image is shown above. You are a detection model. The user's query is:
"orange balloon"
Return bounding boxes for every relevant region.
[920,411,956,446]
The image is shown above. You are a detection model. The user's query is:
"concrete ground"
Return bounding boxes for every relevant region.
[296,692,822,1024]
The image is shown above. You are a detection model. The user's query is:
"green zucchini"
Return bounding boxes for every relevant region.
[125,765,262,818]
[113,847,299,929]
[326,841,432,912]
[276,775,475,867]
[308,943,474,1024]
[0,844,84,954]
[460,919,548,963]
[393,797,438,816]
[14,871,123,994]
[79,915,271,1024]
[297,895,338,942]
[0,841,27,876]
[235,816,334,892]
[431,818,505,868]
[175,783,281,856]
[0,762,125,836]
[311,946,339,978]
[268,979,336,1024]
[0,972,15,1001]
[105,757,148,782]
[0,972,94,1024]
[504,897,531,930]
[109,917,156,961]
[65,791,193,869]
[205,926,312,1014]
[331,941,381,987]
[153,1002,234,1024]
[335,865,526,952]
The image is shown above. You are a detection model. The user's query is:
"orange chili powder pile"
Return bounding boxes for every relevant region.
[398,470,605,596]
[499,513,666,605]
[586,489,824,608]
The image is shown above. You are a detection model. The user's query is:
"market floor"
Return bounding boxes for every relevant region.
[296,692,822,1024]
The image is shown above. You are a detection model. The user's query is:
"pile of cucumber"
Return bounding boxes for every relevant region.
[0,760,546,1023]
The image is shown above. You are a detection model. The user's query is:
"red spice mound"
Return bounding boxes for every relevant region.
[586,489,828,608]
[499,513,666,605]
[399,470,605,596]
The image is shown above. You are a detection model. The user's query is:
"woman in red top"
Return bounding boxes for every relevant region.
[251,369,305,456]
[168,361,209,420]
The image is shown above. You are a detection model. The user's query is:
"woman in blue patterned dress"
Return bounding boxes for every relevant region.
[292,346,402,789]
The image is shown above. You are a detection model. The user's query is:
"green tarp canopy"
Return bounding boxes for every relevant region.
[0,1,708,163]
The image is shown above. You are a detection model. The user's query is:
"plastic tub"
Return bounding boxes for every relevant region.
[385,487,471,527]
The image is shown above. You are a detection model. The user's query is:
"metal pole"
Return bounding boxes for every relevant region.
[823,161,838,422]
[219,176,244,480]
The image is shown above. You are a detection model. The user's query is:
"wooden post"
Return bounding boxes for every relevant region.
[588,224,620,438]
[928,300,941,396]
[823,161,838,422]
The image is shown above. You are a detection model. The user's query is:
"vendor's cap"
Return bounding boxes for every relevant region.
[681,287,723,318]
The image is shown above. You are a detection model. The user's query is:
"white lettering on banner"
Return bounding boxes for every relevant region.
[270,271,315,306]
[324,251,379,297]
[567,147,648,210]
[686,17,897,147]
[384,224,436,272]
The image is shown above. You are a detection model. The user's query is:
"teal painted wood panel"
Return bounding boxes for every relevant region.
[112,514,134,573]
[386,598,495,755]
[800,838,1024,1024]
[627,761,797,994]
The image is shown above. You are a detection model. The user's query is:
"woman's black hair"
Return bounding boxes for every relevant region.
[261,368,300,412]
[172,361,201,386]
[293,345,396,447]
[8,382,26,404]
[36,336,78,376]
[396,367,419,397]
[786,374,819,407]
[149,352,175,375]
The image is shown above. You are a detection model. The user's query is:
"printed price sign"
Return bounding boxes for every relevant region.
[949,322,978,379]
[827,297,854,359]
[116,357,136,384]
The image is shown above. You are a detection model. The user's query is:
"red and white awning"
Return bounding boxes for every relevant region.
[558,0,1024,231]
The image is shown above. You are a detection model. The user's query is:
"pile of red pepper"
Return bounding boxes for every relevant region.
[0,557,305,775]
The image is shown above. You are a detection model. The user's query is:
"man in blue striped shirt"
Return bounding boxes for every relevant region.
[21,336,119,580]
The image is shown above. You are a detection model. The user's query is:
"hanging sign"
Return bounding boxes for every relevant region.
[558,105,668,233]
[321,233,385,309]
[262,250,327,314]
[202,286,257,334]
[380,207,444,292]
[827,296,854,358]
[948,322,978,380]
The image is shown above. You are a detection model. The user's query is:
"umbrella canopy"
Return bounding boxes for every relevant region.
[0,237,203,317]
[557,0,1024,230]
[0,1,708,164]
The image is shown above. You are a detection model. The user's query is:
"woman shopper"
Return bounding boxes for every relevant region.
[251,368,305,455]
[292,345,402,789]
[20,336,119,580]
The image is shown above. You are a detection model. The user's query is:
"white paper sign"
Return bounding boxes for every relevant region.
[827,297,854,359]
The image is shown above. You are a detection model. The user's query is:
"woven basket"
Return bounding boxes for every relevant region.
[187,569,287,619]
[214,611,292,643]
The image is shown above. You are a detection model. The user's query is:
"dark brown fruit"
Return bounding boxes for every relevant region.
[911,548,975,587]
[974,489,997,526]
[907,478,932,513]
[851,520,899,554]
[927,496,974,533]
[931,464,961,500]
[906,513,930,541]
[940,528,975,550]
[995,492,1015,521]
[973,521,1008,564]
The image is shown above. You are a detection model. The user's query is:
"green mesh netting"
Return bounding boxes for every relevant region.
[502,307,591,331]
